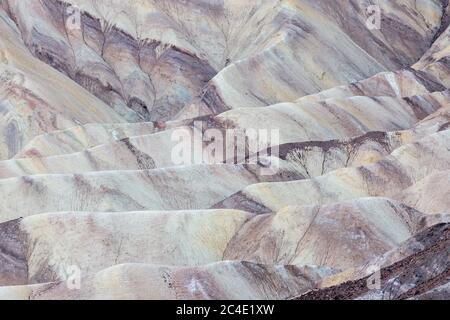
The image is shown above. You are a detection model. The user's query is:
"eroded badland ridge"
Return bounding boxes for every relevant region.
[0,0,449,300]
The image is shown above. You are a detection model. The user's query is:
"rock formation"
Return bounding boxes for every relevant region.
[0,0,449,300]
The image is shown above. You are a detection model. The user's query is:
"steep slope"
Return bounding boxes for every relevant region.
[217,130,450,213]
[0,198,440,286]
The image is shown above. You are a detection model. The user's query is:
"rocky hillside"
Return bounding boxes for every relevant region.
[0,0,449,300]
